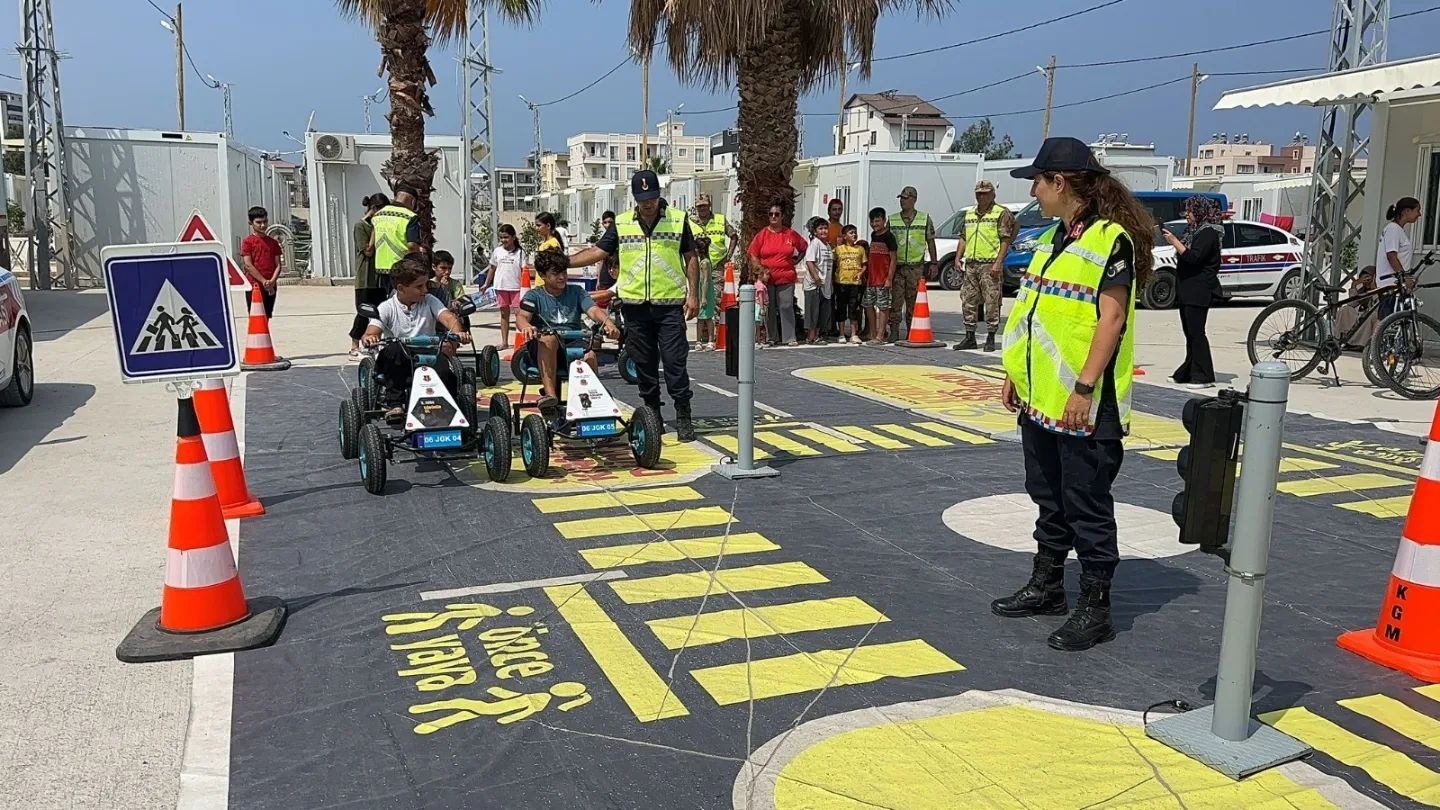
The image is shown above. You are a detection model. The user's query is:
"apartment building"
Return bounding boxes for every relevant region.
[833,92,956,154]
[538,151,570,193]
[497,166,539,212]
[567,121,710,186]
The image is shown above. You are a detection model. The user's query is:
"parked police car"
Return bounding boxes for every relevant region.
[0,267,33,407]
[1146,219,1305,308]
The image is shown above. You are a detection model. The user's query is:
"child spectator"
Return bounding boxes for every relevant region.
[429,250,465,306]
[865,208,898,344]
[802,216,834,344]
[481,224,526,349]
[754,276,769,347]
[833,225,866,344]
[240,206,283,318]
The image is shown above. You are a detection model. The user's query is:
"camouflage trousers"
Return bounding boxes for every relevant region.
[960,260,1002,333]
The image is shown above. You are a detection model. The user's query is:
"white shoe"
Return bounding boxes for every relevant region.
[1184,382,1214,389]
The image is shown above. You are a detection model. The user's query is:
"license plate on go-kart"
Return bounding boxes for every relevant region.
[415,429,463,449]
[577,419,620,438]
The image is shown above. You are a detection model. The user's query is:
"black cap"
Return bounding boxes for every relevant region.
[1009,137,1109,179]
[631,169,662,201]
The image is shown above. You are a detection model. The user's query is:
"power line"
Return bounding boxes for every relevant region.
[0,72,20,81]
[535,54,629,107]
[870,0,1129,64]
[141,0,170,18]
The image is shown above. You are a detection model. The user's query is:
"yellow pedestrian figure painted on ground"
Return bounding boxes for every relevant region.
[409,682,592,734]
[382,603,534,635]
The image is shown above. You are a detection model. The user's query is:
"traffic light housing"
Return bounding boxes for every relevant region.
[1172,391,1243,558]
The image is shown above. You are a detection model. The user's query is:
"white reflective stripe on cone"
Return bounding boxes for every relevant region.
[1392,535,1440,588]
[249,303,267,316]
[247,334,273,349]
[1422,440,1440,482]
[202,430,241,462]
[199,378,226,392]
[912,317,933,328]
[174,460,218,501]
[165,543,239,589]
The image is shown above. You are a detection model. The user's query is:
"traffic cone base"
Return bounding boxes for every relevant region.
[116,595,287,663]
[240,286,291,371]
[898,278,945,348]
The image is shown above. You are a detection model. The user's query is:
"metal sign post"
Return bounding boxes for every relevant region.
[714,285,778,480]
[1146,361,1310,779]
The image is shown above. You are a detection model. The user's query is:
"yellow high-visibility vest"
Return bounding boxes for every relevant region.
[689,213,729,267]
[616,207,688,305]
[963,206,1005,261]
[371,204,415,272]
[889,210,930,264]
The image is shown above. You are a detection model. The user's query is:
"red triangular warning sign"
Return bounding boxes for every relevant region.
[178,210,250,290]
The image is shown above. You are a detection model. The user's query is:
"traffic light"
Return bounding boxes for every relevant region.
[1172,391,1243,558]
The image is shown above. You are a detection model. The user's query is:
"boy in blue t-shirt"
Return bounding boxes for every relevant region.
[518,250,620,417]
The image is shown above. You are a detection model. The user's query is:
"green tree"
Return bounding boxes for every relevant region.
[3,125,22,175]
[644,155,671,175]
[519,221,540,255]
[950,117,1017,160]
[7,200,25,234]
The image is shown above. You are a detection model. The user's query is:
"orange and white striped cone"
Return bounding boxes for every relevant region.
[194,378,264,519]
[511,266,533,354]
[720,262,738,311]
[898,278,945,348]
[1337,401,1440,681]
[240,285,291,371]
[116,396,285,663]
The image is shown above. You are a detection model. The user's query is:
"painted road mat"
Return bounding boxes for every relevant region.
[231,348,1439,809]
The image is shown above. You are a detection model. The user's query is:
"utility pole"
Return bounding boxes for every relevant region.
[174,3,185,130]
[362,87,383,135]
[463,1,500,283]
[207,74,233,139]
[1040,55,1056,141]
[641,53,650,160]
[836,65,847,154]
[519,95,542,181]
[19,0,79,289]
[1185,63,1202,177]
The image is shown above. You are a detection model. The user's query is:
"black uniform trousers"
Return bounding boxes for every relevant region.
[622,302,692,411]
[1021,417,1125,580]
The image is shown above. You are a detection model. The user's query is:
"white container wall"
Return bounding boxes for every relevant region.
[984,154,1175,205]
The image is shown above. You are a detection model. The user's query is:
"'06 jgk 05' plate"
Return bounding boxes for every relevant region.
[577,419,619,438]
[415,429,463,449]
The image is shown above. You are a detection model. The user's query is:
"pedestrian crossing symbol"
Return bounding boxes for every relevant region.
[131,280,222,354]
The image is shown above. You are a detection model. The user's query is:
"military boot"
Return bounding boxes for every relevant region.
[954,331,978,351]
[675,403,696,443]
[984,332,997,352]
[991,553,1068,617]
[1047,574,1115,651]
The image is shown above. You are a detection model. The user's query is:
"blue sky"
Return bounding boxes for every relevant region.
[5,1,1437,165]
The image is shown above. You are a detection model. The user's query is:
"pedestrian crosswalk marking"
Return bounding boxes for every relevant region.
[130,279,221,354]
[1276,473,1412,497]
[754,431,823,457]
[872,423,951,448]
[553,506,734,540]
[578,532,781,570]
[708,434,772,460]
[1141,448,1338,474]
[912,421,995,445]
[1415,684,1440,703]
[1338,495,1412,519]
[689,639,964,706]
[1338,694,1440,751]
[960,364,1006,380]
[531,485,704,515]
[1260,706,1440,805]
[835,425,908,450]
[609,561,829,605]
[645,596,889,650]
[790,428,864,453]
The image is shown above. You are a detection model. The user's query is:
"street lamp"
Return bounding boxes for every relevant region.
[665,102,685,167]
[836,61,860,154]
[362,87,384,134]
[518,94,542,178]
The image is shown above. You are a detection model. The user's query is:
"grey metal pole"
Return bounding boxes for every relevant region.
[714,284,778,480]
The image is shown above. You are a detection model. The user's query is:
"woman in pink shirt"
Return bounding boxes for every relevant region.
[747,198,808,346]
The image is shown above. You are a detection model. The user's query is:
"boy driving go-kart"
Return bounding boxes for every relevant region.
[362,257,472,417]
[518,250,620,422]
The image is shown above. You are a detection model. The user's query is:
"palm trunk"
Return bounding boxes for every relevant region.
[736,1,803,250]
[377,0,439,247]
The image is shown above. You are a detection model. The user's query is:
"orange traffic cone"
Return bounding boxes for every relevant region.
[194,378,264,519]
[116,396,285,663]
[240,285,291,371]
[1337,401,1440,681]
[898,278,945,348]
[720,262,737,311]
[512,266,533,354]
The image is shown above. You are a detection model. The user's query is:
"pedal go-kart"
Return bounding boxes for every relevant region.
[338,333,512,493]
[492,318,662,480]
[506,288,639,386]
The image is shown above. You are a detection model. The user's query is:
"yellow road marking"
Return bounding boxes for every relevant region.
[1276,473,1412,497]
[646,597,889,650]
[553,506,734,540]
[1416,684,1440,703]
[1261,706,1440,805]
[836,425,909,450]
[1276,457,1342,472]
[578,532,781,570]
[609,561,829,605]
[531,486,704,515]
[542,584,689,722]
[912,421,995,445]
[754,431,823,457]
[1285,442,1420,477]
[1338,495,1412,519]
[708,434,771,460]
[790,428,863,453]
[690,639,964,705]
[960,364,1006,379]
[1142,448,1180,461]
[1339,694,1440,751]
[872,423,951,448]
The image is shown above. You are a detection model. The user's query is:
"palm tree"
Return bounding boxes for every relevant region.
[629,1,948,240]
[335,0,535,246]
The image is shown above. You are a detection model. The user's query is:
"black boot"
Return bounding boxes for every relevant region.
[674,404,696,443]
[1047,574,1115,651]
[955,331,978,350]
[984,332,996,352]
[991,553,1068,617]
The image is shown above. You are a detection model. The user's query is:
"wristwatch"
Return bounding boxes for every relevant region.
[1074,381,1095,396]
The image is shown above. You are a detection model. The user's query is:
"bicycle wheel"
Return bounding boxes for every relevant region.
[1246,299,1325,380]
[1370,310,1440,400]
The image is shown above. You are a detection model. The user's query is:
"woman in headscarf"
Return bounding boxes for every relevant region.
[1163,195,1223,388]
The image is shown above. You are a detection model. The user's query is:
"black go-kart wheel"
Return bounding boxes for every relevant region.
[350,385,370,415]
[617,346,640,385]
[629,405,664,469]
[520,413,551,478]
[358,423,388,494]
[478,345,501,387]
[459,381,479,435]
[358,355,380,401]
[481,416,512,483]
[511,347,541,385]
[489,391,513,426]
[339,399,361,460]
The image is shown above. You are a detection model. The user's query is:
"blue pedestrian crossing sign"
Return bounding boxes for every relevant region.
[104,241,238,383]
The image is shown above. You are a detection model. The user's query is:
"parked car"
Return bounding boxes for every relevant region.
[0,267,33,407]
[1144,218,1305,309]
[933,202,1039,291]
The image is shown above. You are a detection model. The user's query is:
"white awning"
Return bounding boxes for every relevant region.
[1214,53,1440,110]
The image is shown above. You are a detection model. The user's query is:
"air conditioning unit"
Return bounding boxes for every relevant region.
[314,133,357,163]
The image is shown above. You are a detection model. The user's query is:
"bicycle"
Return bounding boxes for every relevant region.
[1368,253,1440,399]
[1245,252,1436,385]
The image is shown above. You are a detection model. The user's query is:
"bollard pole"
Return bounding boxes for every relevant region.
[714,284,779,480]
[1144,361,1309,779]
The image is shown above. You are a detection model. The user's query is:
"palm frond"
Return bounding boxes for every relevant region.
[335,0,542,44]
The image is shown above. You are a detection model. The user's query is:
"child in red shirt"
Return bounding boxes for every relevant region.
[240,206,283,318]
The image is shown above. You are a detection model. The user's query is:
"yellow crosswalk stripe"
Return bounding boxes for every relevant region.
[1141,448,1180,461]
[1276,457,1342,473]
[1339,694,1440,751]
[1260,706,1440,805]
[609,561,829,605]
[960,364,1006,380]
[791,428,863,453]
[911,421,995,445]
[836,425,909,450]
[754,431,822,457]
[645,596,889,650]
[708,434,771,460]
[1338,495,1412,519]
[543,584,690,722]
[690,639,965,705]
[578,532,781,570]
[531,486,704,515]
[1415,684,1440,703]
[553,506,734,540]
[871,424,951,448]
[1276,473,1412,497]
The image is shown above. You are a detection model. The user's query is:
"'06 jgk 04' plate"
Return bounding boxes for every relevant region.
[415,429,463,449]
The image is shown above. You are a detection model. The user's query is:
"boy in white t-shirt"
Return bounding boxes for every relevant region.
[481,224,527,348]
[802,217,834,344]
[363,257,472,416]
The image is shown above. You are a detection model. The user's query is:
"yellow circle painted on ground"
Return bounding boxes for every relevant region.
[773,704,1338,809]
